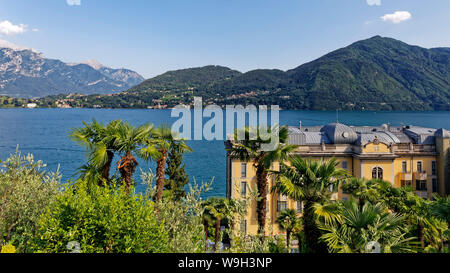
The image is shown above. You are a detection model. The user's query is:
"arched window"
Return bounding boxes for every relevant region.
[372,167,383,180]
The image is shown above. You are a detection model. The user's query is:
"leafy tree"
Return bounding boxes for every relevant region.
[227,125,295,236]
[31,179,169,253]
[142,173,209,253]
[164,139,191,201]
[272,156,347,253]
[0,151,60,252]
[276,209,301,249]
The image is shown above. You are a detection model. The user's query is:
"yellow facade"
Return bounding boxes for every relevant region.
[226,123,450,236]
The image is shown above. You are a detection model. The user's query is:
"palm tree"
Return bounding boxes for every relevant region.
[201,207,215,252]
[70,119,121,185]
[341,178,383,209]
[276,209,301,249]
[227,125,296,236]
[142,125,192,202]
[203,198,230,252]
[113,121,154,194]
[431,196,450,224]
[319,199,415,253]
[271,156,347,253]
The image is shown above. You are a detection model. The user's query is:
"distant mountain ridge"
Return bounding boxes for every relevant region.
[0,45,144,98]
[123,36,450,110]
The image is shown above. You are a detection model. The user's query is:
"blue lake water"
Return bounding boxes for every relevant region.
[1,108,450,198]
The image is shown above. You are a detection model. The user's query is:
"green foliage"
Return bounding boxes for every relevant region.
[319,199,416,253]
[0,96,28,108]
[342,178,449,252]
[271,156,348,253]
[165,142,190,200]
[268,235,288,253]
[0,150,60,252]
[31,179,169,253]
[276,209,301,249]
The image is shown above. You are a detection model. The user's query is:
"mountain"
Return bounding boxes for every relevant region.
[0,44,144,98]
[81,59,145,88]
[115,36,449,110]
[32,36,450,110]
[128,65,241,93]
[284,36,450,110]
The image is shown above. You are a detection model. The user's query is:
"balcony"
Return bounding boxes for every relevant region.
[399,173,412,181]
[414,172,427,180]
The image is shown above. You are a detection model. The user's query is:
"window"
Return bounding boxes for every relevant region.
[417,162,423,173]
[402,161,407,173]
[241,163,247,178]
[416,180,427,191]
[341,161,348,170]
[372,167,383,180]
[432,161,437,176]
[240,181,247,197]
[432,179,438,193]
[277,201,288,212]
[296,201,303,213]
[240,220,247,235]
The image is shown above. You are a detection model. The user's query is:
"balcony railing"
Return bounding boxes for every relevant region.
[414,172,427,180]
[399,173,413,181]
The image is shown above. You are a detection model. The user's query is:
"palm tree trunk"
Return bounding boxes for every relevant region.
[214,218,221,252]
[117,152,138,194]
[418,222,425,249]
[100,151,114,185]
[204,223,209,252]
[286,231,291,250]
[303,200,328,253]
[155,150,168,202]
[256,165,268,236]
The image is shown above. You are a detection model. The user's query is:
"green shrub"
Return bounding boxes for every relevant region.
[0,150,60,252]
[31,179,169,253]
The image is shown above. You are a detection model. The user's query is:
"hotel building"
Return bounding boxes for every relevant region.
[225,122,450,235]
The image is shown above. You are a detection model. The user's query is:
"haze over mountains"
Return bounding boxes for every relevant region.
[0,42,144,98]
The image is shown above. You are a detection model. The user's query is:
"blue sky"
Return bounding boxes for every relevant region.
[0,0,449,78]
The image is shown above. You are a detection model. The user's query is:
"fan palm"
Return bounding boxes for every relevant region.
[276,209,301,249]
[113,121,154,194]
[319,199,415,253]
[341,178,383,209]
[70,119,121,185]
[227,125,296,236]
[271,156,347,253]
[142,125,192,202]
[202,197,232,252]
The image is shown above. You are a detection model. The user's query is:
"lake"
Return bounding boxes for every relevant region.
[1,109,450,198]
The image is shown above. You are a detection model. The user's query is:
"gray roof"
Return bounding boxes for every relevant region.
[435,128,450,139]
[289,122,450,145]
[320,123,358,144]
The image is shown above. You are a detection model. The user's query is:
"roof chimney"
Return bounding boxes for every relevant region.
[299,121,302,131]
